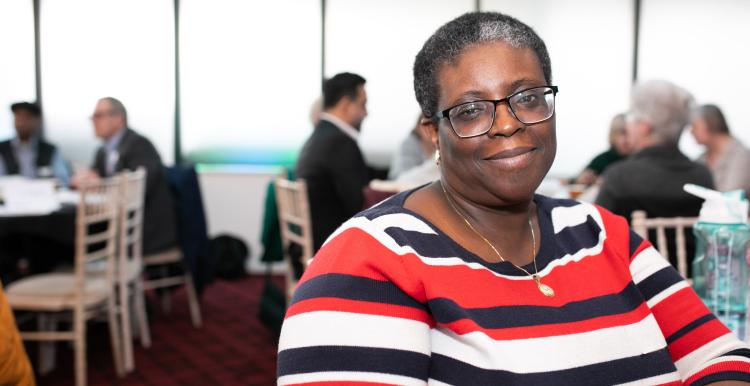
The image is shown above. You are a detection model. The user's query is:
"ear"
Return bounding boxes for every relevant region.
[640,121,656,138]
[419,116,439,151]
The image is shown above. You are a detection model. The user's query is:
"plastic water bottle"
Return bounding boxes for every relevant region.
[686,184,750,341]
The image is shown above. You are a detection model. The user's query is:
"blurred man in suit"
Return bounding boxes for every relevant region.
[0,102,70,186]
[73,97,177,255]
[296,73,371,251]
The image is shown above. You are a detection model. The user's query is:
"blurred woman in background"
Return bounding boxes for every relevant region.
[691,104,750,198]
[575,113,631,186]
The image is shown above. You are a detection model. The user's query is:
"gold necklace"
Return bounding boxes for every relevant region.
[440,182,555,297]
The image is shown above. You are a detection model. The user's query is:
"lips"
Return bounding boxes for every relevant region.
[483,146,537,169]
[484,146,536,160]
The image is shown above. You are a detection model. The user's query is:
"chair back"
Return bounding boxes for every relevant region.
[74,178,121,296]
[273,177,313,297]
[118,168,147,279]
[166,165,211,292]
[631,210,698,278]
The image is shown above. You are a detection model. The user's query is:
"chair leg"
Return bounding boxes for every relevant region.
[134,279,151,348]
[159,266,172,314]
[160,290,172,314]
[107,297,125,377]
[74,307,87,386]
[184,273,202,328]
[120,282,134,372]
[37,314,58,375]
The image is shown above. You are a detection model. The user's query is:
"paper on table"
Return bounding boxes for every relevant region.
[0,177,61,216]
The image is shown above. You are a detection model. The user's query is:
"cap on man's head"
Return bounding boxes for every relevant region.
[10,102,42,117]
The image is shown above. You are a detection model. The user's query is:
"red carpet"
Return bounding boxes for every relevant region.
[34,275,282,386]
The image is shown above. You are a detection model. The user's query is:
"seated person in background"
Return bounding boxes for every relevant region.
[575,113,630,185]
[278,12,750,384]
[596,80,713,271]
[72,97,177,255]
[0,102,70,186]
[371,114,439,192]
[691,104,750,198]
[0,282,34,385]
[296,73,372,252]
[309,96,322,127]
[388,114,434,179]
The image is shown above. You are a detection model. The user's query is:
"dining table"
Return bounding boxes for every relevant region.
[0,188,79,283]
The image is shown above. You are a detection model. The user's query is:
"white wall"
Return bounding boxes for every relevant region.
[198,166,286,274]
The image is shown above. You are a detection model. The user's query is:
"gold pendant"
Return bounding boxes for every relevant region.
[533,275,555,297]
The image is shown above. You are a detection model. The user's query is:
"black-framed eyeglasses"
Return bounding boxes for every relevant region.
[434,85,558,138]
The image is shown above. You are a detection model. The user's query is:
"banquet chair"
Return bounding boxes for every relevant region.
[631,210,698,279]
[274,177,314,300]
[6,177,125,386]
[140,247,202,328]
[117,168,150,372]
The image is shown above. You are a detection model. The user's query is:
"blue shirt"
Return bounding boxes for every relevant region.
[0,137,70,186]
[102,128,126,177]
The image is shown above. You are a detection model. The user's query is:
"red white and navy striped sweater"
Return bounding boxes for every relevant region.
[278,191,750,385]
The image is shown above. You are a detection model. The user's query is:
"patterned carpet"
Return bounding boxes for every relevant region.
[33,275,282,386]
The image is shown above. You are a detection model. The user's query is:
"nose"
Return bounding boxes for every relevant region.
[487,101,523,137]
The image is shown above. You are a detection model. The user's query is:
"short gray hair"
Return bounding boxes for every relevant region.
[99,96,128,125]
[629,80,694,145]
[413,12,552,119]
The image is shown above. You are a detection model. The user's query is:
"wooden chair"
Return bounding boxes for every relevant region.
[141,250,202,327]
[117,168,151,372]
[6,178,125,386]
[274,177,314,299]
[631,210,698,279]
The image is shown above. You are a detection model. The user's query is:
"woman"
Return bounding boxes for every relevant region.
[691,104,750,198]
[389,114,435,179]
[278,12,750,385]
[575,113,631,186]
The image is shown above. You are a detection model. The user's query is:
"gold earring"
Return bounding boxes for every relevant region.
[434,149,440,165]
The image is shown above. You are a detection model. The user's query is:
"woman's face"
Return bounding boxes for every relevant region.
[431,41,556,206]
[690,116,712,146]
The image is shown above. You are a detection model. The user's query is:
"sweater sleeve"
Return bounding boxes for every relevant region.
[277,216,433,385]
[0,283,35,386]
[627,227,750,385]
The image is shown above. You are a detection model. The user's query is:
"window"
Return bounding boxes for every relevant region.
[41,0,175,165]
[325,0,474,167]
[0,0,36,140]
[482,0,634,176]
[180,0,322,166]
[639,0,750,158]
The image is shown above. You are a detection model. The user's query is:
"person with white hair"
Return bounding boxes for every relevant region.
[596,80,713,272]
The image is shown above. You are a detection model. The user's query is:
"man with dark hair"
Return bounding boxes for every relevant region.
[296,72,371,251]
[0,102,70,185]
[72,97,177,255]
[691,104,750,197]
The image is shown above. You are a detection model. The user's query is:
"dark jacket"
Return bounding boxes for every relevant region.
[295,119,369,251]
[0,139,56,175]
[596,144,714,272]
[93,128,177,255]
[166,165,211,293]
